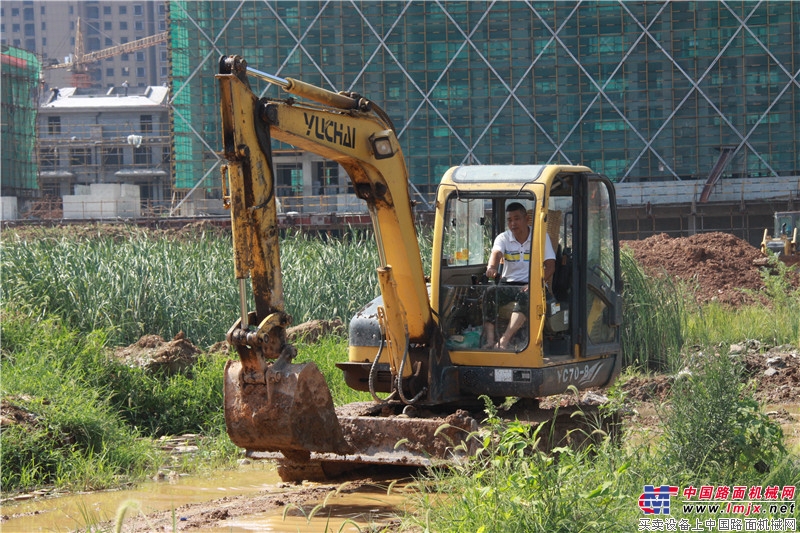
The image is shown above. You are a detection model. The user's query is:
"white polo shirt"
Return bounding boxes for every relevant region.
[491,227,555,283]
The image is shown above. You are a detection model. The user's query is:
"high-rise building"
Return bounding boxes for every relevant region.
[169,1,799,219]
[1,1,168,90]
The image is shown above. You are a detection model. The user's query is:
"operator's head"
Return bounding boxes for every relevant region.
[505,202,529,240]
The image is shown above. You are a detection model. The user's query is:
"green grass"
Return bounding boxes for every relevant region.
[407,376,799,532]
[0,312,160,492]
[683,257,800,348]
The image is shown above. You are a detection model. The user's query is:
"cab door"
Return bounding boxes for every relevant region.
[576,174,622,358]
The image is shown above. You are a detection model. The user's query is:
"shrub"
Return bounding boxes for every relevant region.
[661,350,786,478]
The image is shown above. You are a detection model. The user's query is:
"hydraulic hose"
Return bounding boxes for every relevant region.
[396,331,426,405]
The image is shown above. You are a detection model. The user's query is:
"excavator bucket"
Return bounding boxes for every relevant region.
[223,358,354,457]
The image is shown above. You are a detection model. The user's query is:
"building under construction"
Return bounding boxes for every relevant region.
[166,1,799,241]
[2,1,799,241]
[1,46,40,220]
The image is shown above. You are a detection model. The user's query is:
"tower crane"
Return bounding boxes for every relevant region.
[45,18,168,88]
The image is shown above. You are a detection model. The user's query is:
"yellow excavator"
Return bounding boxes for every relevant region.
[218,55,622,480]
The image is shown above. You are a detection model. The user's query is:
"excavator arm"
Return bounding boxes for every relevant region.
[217,55,436,458]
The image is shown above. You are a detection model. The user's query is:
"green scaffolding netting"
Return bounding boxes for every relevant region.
[1,46,41,194]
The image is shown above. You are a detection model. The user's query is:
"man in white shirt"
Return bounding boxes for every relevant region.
[483,202,556,349]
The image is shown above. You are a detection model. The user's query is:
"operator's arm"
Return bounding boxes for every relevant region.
[486,249,504,279]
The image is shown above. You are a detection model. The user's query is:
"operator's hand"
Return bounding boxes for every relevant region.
[486,265,499,279]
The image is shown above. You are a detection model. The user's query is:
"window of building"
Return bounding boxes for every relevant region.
[11,8,19,16]
[12,39,21,47]
[140,115,153,133]
[104,21,112,31]
[120,21,128,30]
[70,148,92,166]
[23,7,33,20]
[12,24,20,33]
[25,38,35,50]
[106,68,114,77]
[105,37,112,46]
[86,6,99,18]
[134,5,144,16]
[41,37,46,46]
[40,6,45,15]
[160,66,167,77]
[135,20,144,31]
[40,147,57,169]
[276,164,303,196]
[136,51,145,61]
[47,116,61,135]
[68,6,73,15]
[136,67,145,78]
[122,67,130,76]
[119,6,127,15]
[103,6,111,15]
[158,4,166,14]
[121,53,129,61]
[40,21,45,30]
[134,146,152,165]
[158,20,166,30]
[315,161,339,194]
[102,147,123,167]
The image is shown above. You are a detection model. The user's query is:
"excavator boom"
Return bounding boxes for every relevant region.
[218,56,442,462]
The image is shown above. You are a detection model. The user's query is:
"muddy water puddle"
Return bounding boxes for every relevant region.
[1,461,413,532]
[207,484,411,533]
[2,462,281,532]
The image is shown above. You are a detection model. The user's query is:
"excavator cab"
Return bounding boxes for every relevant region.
[344,165,622,403]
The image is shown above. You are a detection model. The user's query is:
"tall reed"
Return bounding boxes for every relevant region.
[2,226,433,348]
[619,248,684,371]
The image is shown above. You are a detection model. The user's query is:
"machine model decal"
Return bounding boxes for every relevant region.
[304,113,356,148]
[557,361,603,386]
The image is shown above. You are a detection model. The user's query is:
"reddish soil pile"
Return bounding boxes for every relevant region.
[622,232,798,306]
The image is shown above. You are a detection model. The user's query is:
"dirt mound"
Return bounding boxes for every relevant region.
[622,232,798,305]
[286,319,344,343]
[114,333,201,374]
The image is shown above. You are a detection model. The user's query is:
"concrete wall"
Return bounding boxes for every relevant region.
[1,197,18,220]
[63,183,140,219]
